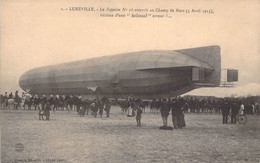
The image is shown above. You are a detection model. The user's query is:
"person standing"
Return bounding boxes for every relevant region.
[14,91,20,110]
[99,101,104,118]
[171,99,178,129]
[102,97,111,117]
[48,95,54,108]
[34,94,40,110]
[105,103,111,117]
[90,102,98,118]
[136,106,142,127]
[251,103,255,115]
[222,100,230,124]
[160,99,170,127]
[239,103,245,115]
[44,102,51,120]
[178,109,186,128]
[4,92,8,108]
[176,98,186,129]
[42,95,47,109]
[231,100,239,124]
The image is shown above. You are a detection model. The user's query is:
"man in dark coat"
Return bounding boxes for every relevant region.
[171,99,178,129]
[222,100,230,124]
[14,91,20,110]
[160,99,170,126]
[136,106,142,127]
[176,108,185,128]
[4,92,8,108]
[41,95,47,109]
[176,98,186,129]
[44,102,51,120]
[231,100,239,124]
[34,94,40,110]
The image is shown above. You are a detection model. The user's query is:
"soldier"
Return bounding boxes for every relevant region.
[35,94,41,110]
[9,92,13,99]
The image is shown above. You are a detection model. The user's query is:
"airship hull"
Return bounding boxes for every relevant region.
[19,46,221,99]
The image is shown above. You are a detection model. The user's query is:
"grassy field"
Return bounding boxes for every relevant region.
[1,106,260,163]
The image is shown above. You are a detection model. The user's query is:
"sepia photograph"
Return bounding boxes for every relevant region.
[1,0,260,162]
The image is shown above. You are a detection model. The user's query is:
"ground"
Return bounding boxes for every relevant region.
[1,106,260,163]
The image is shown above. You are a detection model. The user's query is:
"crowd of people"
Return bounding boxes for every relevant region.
[150,96,259,115]
[148,96,259,125]
[1,91,259,126]
[0,91,113,120]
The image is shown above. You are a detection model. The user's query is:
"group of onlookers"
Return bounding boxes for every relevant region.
[121,97,186,128]
[158,98,186,129]
[150,96,259,115]
[1,91,259,126]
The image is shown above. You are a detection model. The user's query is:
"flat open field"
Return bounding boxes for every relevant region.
[1,106,260,163]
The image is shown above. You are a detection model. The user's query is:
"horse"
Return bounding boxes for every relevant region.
[82,99,91,115]
[53,98,67,111]
[141,101,148,113]
[64,97,74,112]
[14,97,22,110]
[6,99,16,110]
[90,102,98,117]
[104,103,111,117]
[23,97,34,110]
[119,100,130,113]
[0,94,7,109]
[150,100,158,113]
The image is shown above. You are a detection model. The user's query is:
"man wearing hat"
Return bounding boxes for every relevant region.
[161,99,170,127]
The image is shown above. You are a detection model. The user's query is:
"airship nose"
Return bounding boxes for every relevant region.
[19,71,30,93]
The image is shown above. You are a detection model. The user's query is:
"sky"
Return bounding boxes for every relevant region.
[1,0,260,97]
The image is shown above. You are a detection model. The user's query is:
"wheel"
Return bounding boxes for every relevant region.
[237,115,247,124]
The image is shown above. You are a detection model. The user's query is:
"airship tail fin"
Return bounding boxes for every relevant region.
[176,45,221,86]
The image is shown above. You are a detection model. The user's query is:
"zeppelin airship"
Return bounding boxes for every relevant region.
[19,45,238,99]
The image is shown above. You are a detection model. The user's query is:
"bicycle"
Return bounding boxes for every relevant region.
[228,114,247,124]
[236,114,247,124]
